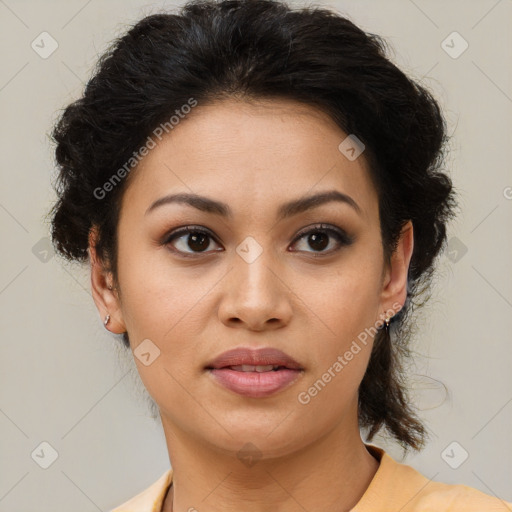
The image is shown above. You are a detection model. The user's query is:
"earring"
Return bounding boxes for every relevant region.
[384,316,392,333]
[104,314,110,327]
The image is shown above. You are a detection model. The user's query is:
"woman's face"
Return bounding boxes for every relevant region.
[91,98,411,459]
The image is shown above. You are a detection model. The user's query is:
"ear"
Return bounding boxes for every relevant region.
[379,220,414,319]
[88,226,126,334]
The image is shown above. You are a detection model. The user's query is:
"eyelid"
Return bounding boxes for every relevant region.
[163,225,218,243]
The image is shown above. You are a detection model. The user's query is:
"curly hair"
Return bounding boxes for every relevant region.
[47,0,457,451]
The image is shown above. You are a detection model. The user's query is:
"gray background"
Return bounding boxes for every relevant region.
[1,0,511,510]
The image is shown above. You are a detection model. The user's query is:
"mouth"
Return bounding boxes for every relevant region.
[223,364,289,372]
[205,347,304,398]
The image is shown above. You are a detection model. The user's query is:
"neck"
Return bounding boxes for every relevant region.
[160,413,379,512]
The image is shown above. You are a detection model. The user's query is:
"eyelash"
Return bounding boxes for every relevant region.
[162,224,354,259]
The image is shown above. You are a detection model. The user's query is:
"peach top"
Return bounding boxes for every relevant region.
[110,444,512,511]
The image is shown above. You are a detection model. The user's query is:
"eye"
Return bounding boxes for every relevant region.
[290,224,354,255]
[163,226,222,257]
[162,223,354,258]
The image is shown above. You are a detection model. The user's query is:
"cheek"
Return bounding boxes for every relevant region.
[294,268,380,415]
[294,251,383,389]
[300,255,382,339]
[116,237,207,341]
[114,246,215,408]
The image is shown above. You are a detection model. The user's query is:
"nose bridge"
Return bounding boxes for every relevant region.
[234,235,279,302]
[219,235,291,328]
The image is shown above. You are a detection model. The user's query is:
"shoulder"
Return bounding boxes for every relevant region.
[354,445,512,512]
[410,480,512,511]
[109,469,173,512]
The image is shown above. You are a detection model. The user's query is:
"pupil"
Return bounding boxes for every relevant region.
[309,232,328,251]
[188,233,209,252]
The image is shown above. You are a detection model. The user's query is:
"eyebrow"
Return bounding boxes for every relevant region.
[145,190,362,219]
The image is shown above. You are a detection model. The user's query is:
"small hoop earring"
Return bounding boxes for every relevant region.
[104,314,110,327]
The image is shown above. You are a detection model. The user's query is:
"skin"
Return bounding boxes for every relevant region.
[89,98,414,512]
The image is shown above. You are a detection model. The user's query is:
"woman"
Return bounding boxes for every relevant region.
[47,0,512,510]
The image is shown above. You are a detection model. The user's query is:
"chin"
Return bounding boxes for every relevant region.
[200,419,314,461]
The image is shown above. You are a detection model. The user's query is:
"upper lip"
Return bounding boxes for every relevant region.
[206,347,303,370]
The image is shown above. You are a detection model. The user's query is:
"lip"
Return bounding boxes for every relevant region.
[205,347,304,398]
[206,347,303,370]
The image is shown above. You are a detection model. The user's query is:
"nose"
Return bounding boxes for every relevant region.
[218,247,293,331]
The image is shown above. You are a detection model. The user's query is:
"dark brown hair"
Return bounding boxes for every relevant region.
[47,0,457,451]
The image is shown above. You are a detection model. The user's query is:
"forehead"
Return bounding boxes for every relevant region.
[120,98,378,221]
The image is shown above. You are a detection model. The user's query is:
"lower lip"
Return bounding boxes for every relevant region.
[208,368,303,398]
